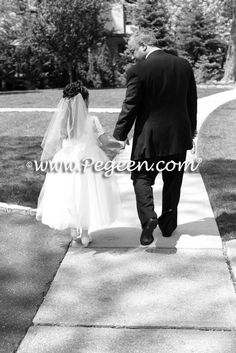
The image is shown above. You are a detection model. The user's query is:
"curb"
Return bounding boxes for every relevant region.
[197,83,235,89]
[0,90,42,95]
[0,202,36,216]
[0,108,121,113]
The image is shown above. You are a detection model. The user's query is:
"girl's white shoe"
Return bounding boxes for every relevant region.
[70,228,81,242]
[81,233,92,247]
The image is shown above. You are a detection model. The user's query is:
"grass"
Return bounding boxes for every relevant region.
[198,100,236,241]
[0,87,231,108]
[0,136,44,207]
[0,88,126,108]
[0,110,118,207]
[0,86,235,221]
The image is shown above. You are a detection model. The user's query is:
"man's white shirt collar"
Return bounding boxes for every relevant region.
[145,48,161,59]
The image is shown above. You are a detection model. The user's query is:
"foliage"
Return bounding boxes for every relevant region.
[133,0,175,52]
[87,41,115,88]
[221,0,236,81]
[31,0,107,83]
[113,51,131,87]
[175,0,227,82]
[1,0,236,88]
[194,55,224,83]
[0,1,24,89]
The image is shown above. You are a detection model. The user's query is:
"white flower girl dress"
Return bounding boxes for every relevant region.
[36,93,121,245]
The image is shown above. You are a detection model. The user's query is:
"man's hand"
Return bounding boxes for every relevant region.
[191,139,196,154]
[191,131,197,154]
[120,138,130,150]
[126,138,130,145]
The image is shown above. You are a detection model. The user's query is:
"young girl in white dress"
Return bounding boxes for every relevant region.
[36,81,121,246]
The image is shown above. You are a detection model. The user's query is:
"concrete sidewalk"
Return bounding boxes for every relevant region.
[16,90,236,353]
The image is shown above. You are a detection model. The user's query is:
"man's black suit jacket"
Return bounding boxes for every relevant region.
[113,50,197,160]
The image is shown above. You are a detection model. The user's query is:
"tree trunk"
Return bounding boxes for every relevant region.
[67,62,73,83]
[222,44,234,82]
[231,5,236,82]
[222,3,236,83]
[87,48,94,83]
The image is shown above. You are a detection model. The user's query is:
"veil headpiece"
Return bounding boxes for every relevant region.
[40,93,89,161]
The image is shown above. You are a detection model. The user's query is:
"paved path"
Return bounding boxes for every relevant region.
[11,88,236,352]
[0,212,71,353]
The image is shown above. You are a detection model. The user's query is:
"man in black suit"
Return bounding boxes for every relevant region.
[113,30,197,245]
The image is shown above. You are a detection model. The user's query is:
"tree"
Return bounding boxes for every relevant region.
[175,0,226,82]
[0,0,25,89]
[165,0,193,42]
[133,0,174,52]
[87,41,115,88]
[221,0,236,82]
[31,0,107,83]
[196,0,235,82]
[198,0,236,82]
[177,2,212,61]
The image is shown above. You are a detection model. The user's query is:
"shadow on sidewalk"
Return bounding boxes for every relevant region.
[87,217,219,253]
[0,212,71,353]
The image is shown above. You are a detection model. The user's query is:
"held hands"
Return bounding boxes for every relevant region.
[101,137,129,160]
[105,149,118,160]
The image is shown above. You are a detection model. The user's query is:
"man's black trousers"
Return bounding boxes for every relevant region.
[131,152,186,236]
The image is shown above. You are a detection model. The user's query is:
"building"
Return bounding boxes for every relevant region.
[25,0,137,62]
[103,1,137,61]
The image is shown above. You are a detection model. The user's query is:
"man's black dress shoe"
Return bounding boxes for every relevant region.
[140,218,158,245]
[162,227,176,238]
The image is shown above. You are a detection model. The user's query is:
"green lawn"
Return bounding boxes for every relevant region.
[0,87,231,108]
[0,110,118,207]
[0,88,126,108]
[198,100,236,241]
[0,86,235,244]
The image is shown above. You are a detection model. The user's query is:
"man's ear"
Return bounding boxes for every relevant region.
[143,45,147,52]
